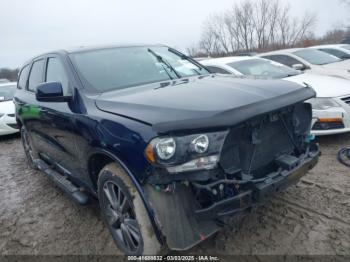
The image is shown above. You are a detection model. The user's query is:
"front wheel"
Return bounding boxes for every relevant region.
[97,163,163,255]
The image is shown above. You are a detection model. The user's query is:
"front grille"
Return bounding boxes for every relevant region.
[312,121,345,130]
[341,96,350,105]
[7,114,15,117]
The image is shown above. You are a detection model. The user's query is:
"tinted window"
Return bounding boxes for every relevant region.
[293,49,340,65]
[262,55,303,67]
[28,60,45,92]
[69,46,209,92]
[0,84,16,101]
[46,57,71,95]
[18,65,30,89]
[319,48,350,59]
[206,66,230,74]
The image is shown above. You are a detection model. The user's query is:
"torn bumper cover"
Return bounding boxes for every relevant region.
[194,150,319,220]
[145,146,319,251]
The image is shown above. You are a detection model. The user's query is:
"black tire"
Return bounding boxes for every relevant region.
[97,163,163,255]
[21,126,38,170]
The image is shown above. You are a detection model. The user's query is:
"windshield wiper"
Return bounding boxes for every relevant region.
[168,48,209,75]
[148,48,181,79]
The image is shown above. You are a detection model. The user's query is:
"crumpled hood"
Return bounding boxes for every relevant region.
[95,75,316,133]
[285,73,350,97]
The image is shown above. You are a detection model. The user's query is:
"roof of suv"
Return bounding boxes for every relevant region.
[65,43,166,54]
[21,44,168,66]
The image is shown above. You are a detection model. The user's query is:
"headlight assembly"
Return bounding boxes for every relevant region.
[145,131,228,173]
[155,138,176,160]
[191,135,209,154]
[307,98,341,110]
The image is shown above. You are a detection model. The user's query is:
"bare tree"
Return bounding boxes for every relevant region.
[195,0,317,56]
[186,44,199,57]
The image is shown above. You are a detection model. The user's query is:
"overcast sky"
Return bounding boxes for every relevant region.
[0,0,349,68]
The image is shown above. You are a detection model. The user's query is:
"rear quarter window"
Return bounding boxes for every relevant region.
[18,65,30,89]
[28,59,45,92]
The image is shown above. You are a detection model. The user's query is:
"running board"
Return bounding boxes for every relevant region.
[34,159,90,205]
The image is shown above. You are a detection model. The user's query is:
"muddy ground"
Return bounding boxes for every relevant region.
[0,133,349,256]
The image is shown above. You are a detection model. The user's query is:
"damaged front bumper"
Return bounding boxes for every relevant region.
[145,145,320,251]
[194,150,319,220]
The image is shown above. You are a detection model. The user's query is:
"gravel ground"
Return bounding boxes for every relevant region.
[0,133,350,255]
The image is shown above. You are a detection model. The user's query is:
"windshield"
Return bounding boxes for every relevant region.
[0,84,16,101]
[69,46,209,92]
[227,59,301,79]
[293,49,341,65]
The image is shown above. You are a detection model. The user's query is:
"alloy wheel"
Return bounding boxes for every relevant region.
[102,181,142,253]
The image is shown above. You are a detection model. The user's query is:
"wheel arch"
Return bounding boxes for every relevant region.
[87,148,164,245]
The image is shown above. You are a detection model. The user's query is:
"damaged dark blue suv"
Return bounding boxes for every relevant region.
[14,45,319,255]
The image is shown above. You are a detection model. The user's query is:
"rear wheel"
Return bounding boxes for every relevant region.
[21,126,38,169]
[97,163,163,255]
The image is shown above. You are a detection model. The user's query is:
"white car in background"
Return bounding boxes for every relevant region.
[201,56,350,135]
[310,44,350,60]
[0,82,18,136]
[259,48,350,80]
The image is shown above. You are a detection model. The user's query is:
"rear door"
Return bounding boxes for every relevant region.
[15,59,46,153]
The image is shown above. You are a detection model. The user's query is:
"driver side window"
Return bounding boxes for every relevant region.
[46,57,71,96]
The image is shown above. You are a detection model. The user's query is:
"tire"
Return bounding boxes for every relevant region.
[21,126,38,170]
[97,163,163,255]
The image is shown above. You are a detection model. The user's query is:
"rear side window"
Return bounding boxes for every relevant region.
[18,65,30,89]
[28,59,45,92]
[262,55,302,67]
[320,48,350,59]
[206,66,230,74]
[46,57,71,95]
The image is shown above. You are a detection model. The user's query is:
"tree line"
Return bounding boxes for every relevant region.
[188,0,349,57]
[0,68,19,82]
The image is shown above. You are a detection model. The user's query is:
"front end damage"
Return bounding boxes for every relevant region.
[144,102,320,251]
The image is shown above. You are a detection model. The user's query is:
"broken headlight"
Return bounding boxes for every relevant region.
[145,131,228,173]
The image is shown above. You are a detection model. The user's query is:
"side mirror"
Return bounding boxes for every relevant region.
[292,64,306,71]
[36,82,71,102]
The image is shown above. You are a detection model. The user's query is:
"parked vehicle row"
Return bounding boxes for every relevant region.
[13,44,319,255]
[201,56,350,136]
[259,47,350,80]
[201,44,350,136]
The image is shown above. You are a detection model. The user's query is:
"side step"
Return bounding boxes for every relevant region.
[34,159,90,205]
